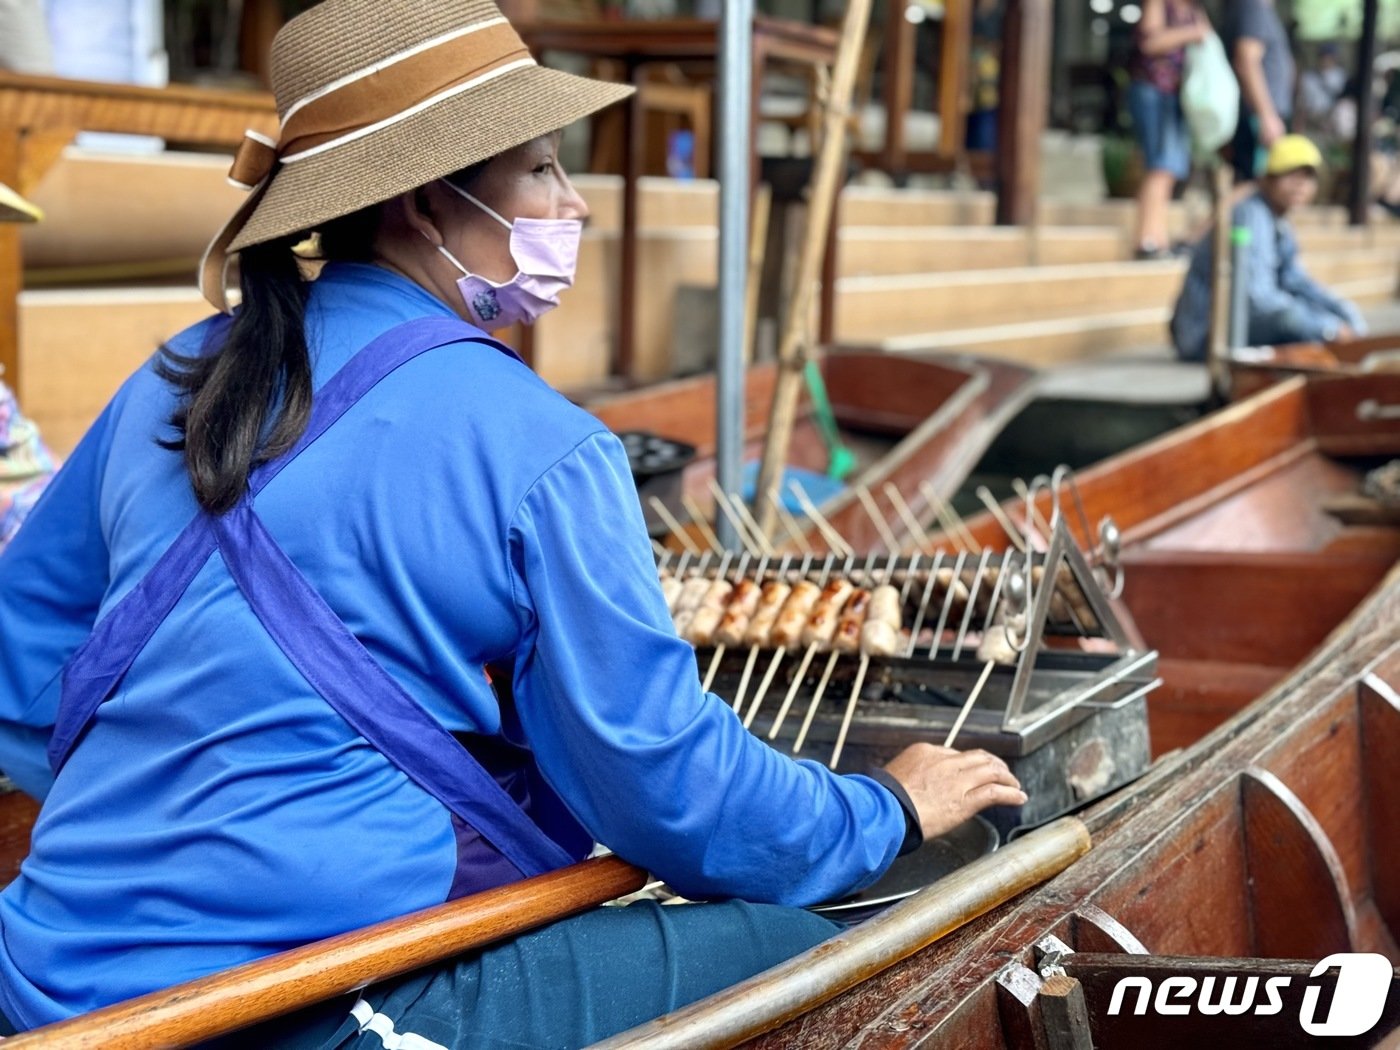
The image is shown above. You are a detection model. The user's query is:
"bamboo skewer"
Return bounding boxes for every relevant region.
[707,479,761,557]
[649,497,700,556]
[884,482,934,554]
[855,485,900,552]
[681,494,725,555]
[770,641,820,737]
[768,493,814,555]
[1010,477,1054,544]
[734,499,777,558]
[789,481,854,558]
[742,648,786,728]
[944,657,997,748]
[731,645,761,713]
[975,486,1028,553]
[791,650,840,751]
[919,481,979,554]
[829,654,869,769]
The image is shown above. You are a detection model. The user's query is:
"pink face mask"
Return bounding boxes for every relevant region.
[434,180,582,330]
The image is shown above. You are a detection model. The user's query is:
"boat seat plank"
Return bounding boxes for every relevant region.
[1120,552,1396,667]
[1241,768,1357,960]
[1306,372,1400,457]
[1090,786,1252,958]
[1255,685,1390,951]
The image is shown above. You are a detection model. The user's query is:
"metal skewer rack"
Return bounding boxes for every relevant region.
[658,515,1159,837]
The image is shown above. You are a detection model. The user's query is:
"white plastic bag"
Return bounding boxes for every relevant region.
[1181,32,1240,157]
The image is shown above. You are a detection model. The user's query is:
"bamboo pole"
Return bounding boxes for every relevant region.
[1206,163,1234,400]
[751,0,873,540]
[8,856,647,1050]
[592,817,1092,1050]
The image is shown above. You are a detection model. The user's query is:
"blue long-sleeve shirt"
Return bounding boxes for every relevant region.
[1170,192,1367,361]
[0,263,904,1028]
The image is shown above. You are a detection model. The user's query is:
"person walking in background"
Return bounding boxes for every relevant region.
[1225,0,1296,184]
[1127,0,1210,259]
[1170,135,1366,361]
[1298,42,1347,136]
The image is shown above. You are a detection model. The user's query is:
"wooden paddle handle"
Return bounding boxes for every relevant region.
[6,855,648,1049]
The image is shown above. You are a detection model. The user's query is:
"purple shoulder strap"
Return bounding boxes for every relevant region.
[54,317,573,878]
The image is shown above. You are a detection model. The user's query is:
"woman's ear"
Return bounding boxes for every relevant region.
[399,186,444,247]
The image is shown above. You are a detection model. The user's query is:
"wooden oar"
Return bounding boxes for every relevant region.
[5,856,647,1050]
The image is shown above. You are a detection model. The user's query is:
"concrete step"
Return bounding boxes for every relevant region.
[833,259,1187,341]
[1306,248,1399,286]
[878,307,1173,367]
[1295,225,1400,252]
[838,186,996,227]
[837,225,1125,276]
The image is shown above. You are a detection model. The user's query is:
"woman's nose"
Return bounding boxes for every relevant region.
[559,173,590,223]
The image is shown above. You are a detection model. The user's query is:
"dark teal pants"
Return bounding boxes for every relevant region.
[225,900,839,1049]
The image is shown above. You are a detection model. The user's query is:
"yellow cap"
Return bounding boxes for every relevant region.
[1264,134,1324,177]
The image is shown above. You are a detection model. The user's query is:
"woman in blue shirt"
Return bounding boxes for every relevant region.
[0,1,1024,1045]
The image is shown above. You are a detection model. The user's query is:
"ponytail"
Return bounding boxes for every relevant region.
[157,236,312,514]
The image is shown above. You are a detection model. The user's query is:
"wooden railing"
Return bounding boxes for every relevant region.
[0,72,276,390]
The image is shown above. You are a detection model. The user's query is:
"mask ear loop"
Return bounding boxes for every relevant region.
[440,178,513,231]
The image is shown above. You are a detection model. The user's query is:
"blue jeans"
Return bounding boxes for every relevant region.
[1128,80,1190,180]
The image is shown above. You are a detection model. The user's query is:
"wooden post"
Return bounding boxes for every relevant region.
[0,131,23,393]
[1206,163,1233,399]
[994,0,1050,226]
[1349,0,1380,226]
[937,0,972,162]
[1037,973,1094,1050]
[880,0,914,179]
[752,0,873,540]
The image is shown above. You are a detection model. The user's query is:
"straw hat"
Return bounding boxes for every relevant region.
[201,0,634,310]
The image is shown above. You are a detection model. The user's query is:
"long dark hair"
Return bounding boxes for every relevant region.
[158,162,486,515]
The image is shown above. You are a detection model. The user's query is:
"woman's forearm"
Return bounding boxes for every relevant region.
[1138,24,1201,55]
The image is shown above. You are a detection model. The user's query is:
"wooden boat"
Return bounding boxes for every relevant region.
[3,372,1398,1047]
[599,369,1400,1047]
[1228,331,1400,402]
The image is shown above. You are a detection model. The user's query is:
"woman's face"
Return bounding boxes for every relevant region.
[438,132,588,283]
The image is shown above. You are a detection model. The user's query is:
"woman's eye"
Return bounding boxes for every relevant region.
[535,160,556,175]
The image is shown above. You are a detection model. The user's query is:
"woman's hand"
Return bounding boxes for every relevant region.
[883,743,1027,840]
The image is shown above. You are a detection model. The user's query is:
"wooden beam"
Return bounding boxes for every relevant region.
[937,0,972,161]
[995,0,1050,226]
[1350,0,1380,226]
[0,131,21,390]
